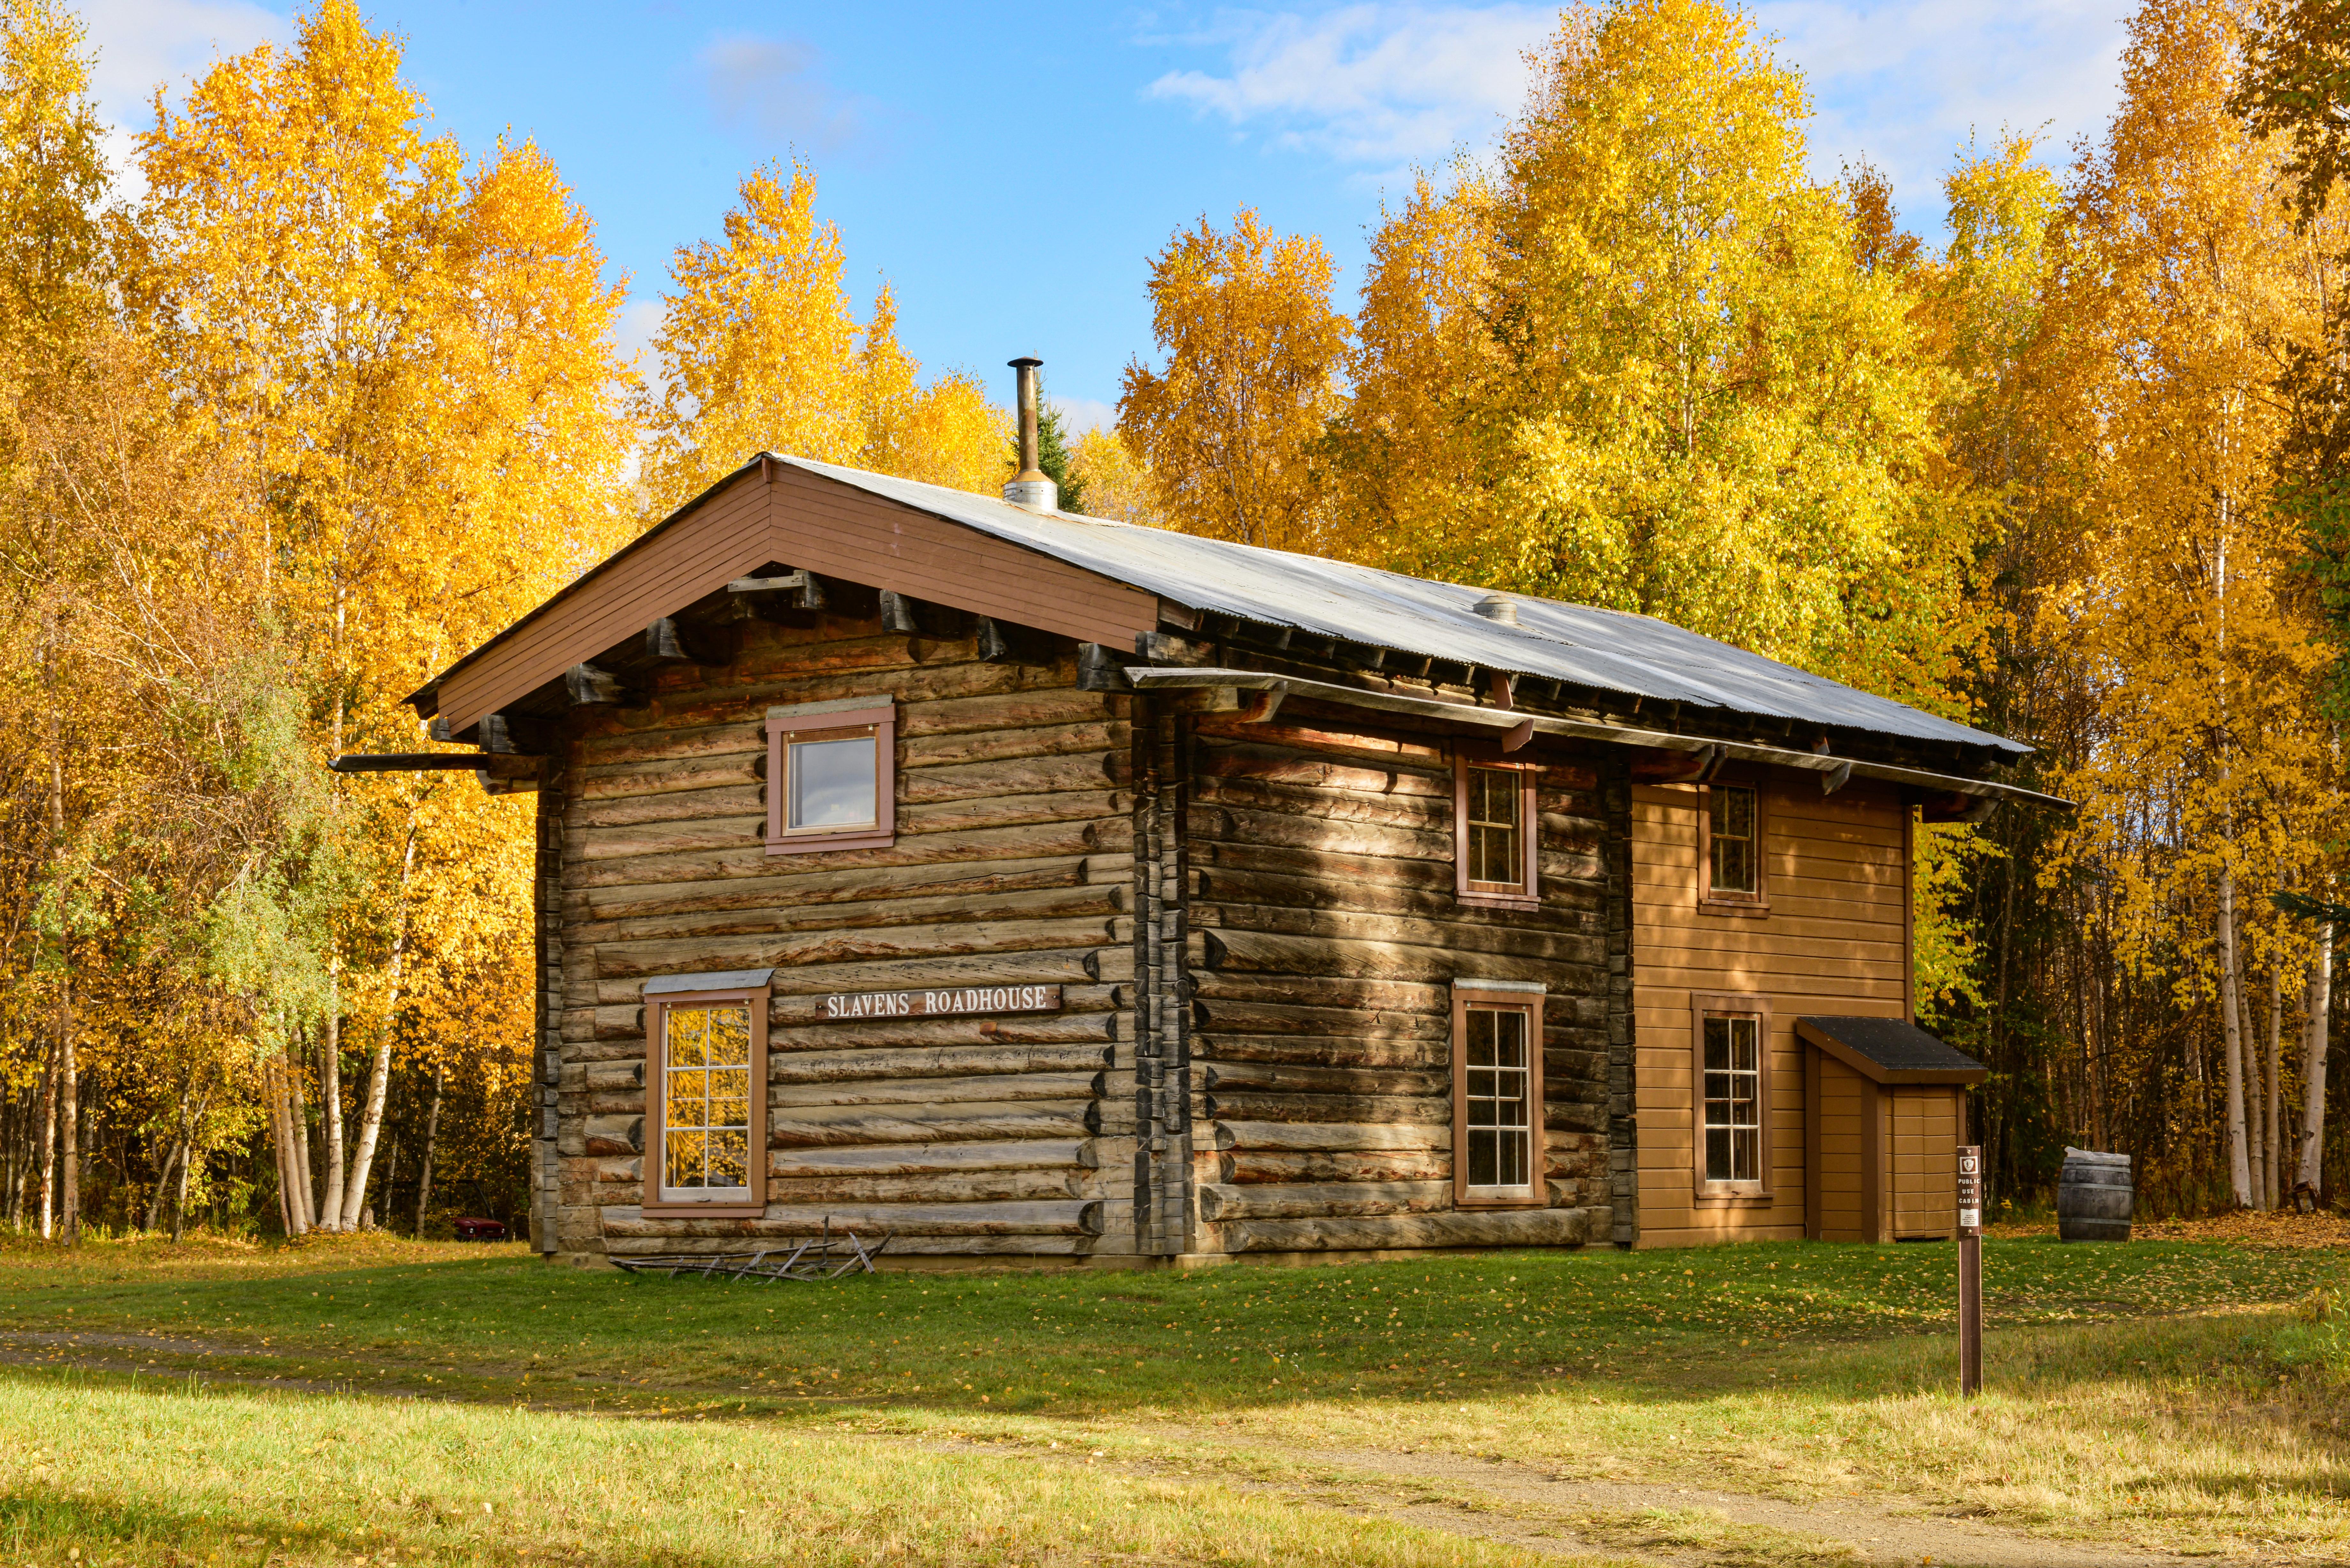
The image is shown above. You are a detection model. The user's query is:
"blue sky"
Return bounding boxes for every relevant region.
[77,1,2131,429]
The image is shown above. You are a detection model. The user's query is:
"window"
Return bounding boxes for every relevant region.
[765,697,894,854]
[1454,754,1539,909]
[1696,778,1768,912]
[643,974,770,1215]
[1452,981,1545,1205]
[1690,992,1771,1200]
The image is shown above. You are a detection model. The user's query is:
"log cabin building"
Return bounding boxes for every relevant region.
[354,366,2051,1266]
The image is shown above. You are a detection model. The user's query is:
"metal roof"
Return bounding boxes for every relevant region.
[777,455,2028,757]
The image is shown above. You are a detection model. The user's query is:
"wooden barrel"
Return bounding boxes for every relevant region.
[2057,1148,2132,1242]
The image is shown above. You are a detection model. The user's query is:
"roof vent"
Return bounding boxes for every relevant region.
[1473,594,1520,627]
[1003,357,1058,511]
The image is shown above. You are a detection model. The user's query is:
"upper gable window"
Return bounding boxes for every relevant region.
[765,698,895,855]
[1697,778,1767,913]
[1454,753,1539,910]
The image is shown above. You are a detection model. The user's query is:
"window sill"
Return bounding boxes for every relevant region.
[1696,896,1769,918]
[765,830,893,856]
[1456,1192,1548,1209]
[1691,1189,1774,1207]
[1459,891,1540,912]
[641,1200,765,1218]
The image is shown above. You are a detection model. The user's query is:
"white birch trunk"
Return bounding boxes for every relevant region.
[2265,965,2284,1211]
[340,828,417,1230]
[320,962,345,1232]
[2300,923,2333,1194]
[2221,865,2254,1207]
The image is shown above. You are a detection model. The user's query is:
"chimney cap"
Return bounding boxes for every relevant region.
[1007,355,1043,368]
[1473,594,1521,627]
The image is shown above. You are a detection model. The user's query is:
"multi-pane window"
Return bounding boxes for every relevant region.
[1702,1013,1762,1186]
[1456,758,1536,907]
[662,1004,754,1194]
[1467,767,1523,885]
[766,698,895,855]
[1707,784,1757,897]
[1463,1005,1533,1190]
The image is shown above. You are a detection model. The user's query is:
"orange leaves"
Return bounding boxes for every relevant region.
[638,163,1005,519]
[1117,208,1350,553]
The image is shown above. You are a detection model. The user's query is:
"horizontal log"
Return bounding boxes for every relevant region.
[764,1169,1084,1205]
[584,1114,642,1156]
[571,790,1126,865]
[1221,1206,1591,1253]
[1202,1061,1445,1097]
[567,819,1118,890]
[900,751,1128,805]
[577,750,758,802]
[1195,839,1457,893]
[901,717,1127,771]
[1192,714,1447,767]
[1210,1119,1450,1153]
[594,947,1108,1007]
[1193,775,1445,833]
[575,881,1120,949]
[769,1043,1113,1082]
[767,1101,1091,1147]
[1197,1180,1452,1222]
[585,661,1052,756]
[1188,973,1451,1015]
[594,913,1117,981]
[1195,867,1601,925]
[1191,803,1452,863]
[576,855,1093,923]
[571,782,760,831]
[769,1138,1084,1176]
[601,1199,1102,1237]
[1195,928,1584,987]
[1198,1033,1438,1070]
[1186,904,1604,964]
[1194,996,1443,1038]
[1204,1091,1450,1125]
[769,1070,1103,1108]
[600,1232,1095,1257]
[1222,1149,1452,1185]
[1194,740,1447,797]
[766,999,1117,1047]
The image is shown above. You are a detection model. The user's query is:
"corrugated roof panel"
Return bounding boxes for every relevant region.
[778,456,2027,756]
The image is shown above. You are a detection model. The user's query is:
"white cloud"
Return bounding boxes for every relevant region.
[1049,395,1117,437]
[614,297,665,380]
[1148,3,1553,167]
[1755,0,2126,231]
[1147,2,2126,235]
[698,33,887,155]
[76,0,286,191]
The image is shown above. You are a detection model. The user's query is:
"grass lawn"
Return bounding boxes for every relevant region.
[2,1226,2344,1565]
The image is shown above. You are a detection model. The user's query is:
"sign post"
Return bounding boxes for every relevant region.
[1957,1143,1983,1397]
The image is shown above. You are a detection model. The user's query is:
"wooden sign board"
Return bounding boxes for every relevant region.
[815,984,1062,1022]
[1956,1144,1983,1234]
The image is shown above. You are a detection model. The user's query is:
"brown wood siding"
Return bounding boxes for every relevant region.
[439,465,1160,735]
[1631,776,1910,1248]
[1808,1049,1869,1241]
[1181,709,1618,1254]
[1890,1086,1960,1238]
[551,609,1139,1259]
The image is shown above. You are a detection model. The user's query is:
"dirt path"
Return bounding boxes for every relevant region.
[4,1331,2182,1567]
[1257,1440,2173,1567]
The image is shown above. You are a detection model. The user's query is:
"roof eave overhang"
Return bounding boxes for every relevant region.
[1794,1018,1991,1086]
[1127,667,2072,812]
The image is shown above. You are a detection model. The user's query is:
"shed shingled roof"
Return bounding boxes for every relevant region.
[772,456,2028,758]
[1795,1016,1989,1083]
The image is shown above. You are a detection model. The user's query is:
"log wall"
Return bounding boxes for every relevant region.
[1179,706,1622,1254]
[1630,775,1912,1248]
[549,609,1137,1261]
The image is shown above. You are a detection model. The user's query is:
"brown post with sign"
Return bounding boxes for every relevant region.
[1957,1143,1983,1396]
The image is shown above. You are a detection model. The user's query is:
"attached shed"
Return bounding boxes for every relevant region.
[1797,1016,1990,1243]
[348,368,2054,1265]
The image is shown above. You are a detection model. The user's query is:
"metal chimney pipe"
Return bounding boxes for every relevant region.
[1003,356,1058,510]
